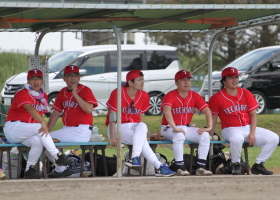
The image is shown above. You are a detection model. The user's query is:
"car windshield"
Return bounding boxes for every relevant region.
[48,51,82,73]
[223,48,280,71]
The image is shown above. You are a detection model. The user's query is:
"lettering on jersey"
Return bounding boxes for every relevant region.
[33,103,46,112]
[171,107,195,114]
[223,104,248,114]
[122,107,141,115]
[63,100,79,109]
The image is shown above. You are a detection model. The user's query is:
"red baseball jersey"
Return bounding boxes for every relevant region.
[161,89,208,125]
[105,87,150,126]
[53,84,98,126]
[208,87,259,129]
[5,89,48,123]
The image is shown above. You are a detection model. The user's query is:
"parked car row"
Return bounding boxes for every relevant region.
[1,45,181,116]
[2,45,280,115]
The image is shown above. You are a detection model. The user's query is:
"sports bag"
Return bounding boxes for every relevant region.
[66,153,92,177]
[84,152,117,176]
[210,151,249,174]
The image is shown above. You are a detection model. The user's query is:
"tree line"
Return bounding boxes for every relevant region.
[148,0,280,74]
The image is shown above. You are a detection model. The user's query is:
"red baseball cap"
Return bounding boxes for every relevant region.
[27,69,43,79]
[64,65,80,75]
[222,67,239,78]
[175,70,193,81]
[124,69,144,86]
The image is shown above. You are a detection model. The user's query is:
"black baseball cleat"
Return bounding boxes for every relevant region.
[24,165,41,179]
[47,168,73,178]
[55,152,73,166]
[251,162,273,175]
[232,162,242,175]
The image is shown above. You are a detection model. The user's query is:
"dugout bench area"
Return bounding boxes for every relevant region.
[0,140,250,179]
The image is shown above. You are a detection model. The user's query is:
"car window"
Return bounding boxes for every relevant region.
[147,50,177,70]
[48,51,82,73]
[259,63,270,72]
[272,54,280,63]
[79,55,106,75]
[110,51,143,72]
[258,54,280,72]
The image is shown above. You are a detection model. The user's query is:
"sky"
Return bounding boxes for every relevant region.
[0,32,147,55]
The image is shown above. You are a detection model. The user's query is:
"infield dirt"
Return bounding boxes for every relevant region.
[1,175,280,200]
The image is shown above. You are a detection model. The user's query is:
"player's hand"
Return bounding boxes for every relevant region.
[248,133,256,146]
[71,83,78,95]
[173,127,186,135]
[197,127,211,135]
[109,138,118,146]
[38,121,49,137]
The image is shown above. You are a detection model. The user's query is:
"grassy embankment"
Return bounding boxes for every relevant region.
[0,51,29,88]
[48,114,280,172]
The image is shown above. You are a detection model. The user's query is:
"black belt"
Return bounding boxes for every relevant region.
[73,125,92,131]
[175,124,190,127]
[11,120,26,123]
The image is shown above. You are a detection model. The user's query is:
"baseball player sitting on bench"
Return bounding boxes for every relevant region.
[209,67,279,175]
[4,69,72,179]
[160,70,213,176]
[46,65,98,178]
[106,69,176,177]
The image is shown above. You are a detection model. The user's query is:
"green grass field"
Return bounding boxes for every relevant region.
[50,114,280,172]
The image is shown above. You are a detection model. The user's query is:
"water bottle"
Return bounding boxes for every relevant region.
[92,125,99,135]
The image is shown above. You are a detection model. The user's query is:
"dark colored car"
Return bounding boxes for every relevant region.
[200,46,280,114]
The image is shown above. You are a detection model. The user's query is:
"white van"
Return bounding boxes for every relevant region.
[1,45,181,116]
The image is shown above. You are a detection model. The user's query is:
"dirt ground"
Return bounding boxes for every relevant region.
[1,175,280,200]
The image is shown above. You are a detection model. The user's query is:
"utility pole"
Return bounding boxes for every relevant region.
[60,0,64,51]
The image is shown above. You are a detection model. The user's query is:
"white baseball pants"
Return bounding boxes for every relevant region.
[45,125,91,172]
[107,122,162,169]
[222,125,279,164]
[4,121,59,171]
[161,125,210,162]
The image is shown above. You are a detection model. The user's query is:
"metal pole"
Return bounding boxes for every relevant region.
[108,21,122,178]
[208,32,223,98]
[124,32,127,45]
[60,32,63,51]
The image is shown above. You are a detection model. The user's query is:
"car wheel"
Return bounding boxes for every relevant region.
[145,92,163,116]
[251,91,267,114]
[45,93,61,117]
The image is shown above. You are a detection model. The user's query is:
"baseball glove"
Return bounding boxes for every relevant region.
[150,133,165,141]
[52,138,60,143]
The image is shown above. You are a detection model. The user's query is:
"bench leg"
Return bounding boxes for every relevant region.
[189,145,194,174]
[143,158,147,176]
[7,149,11,179]
[88,149,94,176]
[101,146,108,176]
[209,143,213,171]
[17,148,24,178]
[243,144,250,175]
[80,148,86,177]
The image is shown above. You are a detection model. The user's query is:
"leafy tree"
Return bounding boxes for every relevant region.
[148,0,280,74]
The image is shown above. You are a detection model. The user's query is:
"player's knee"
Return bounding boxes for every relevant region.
[137,122,148,132]
[268,133,279,147]
[173,132,185,143]
[200,132,210,145]
[230,137,244,146]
